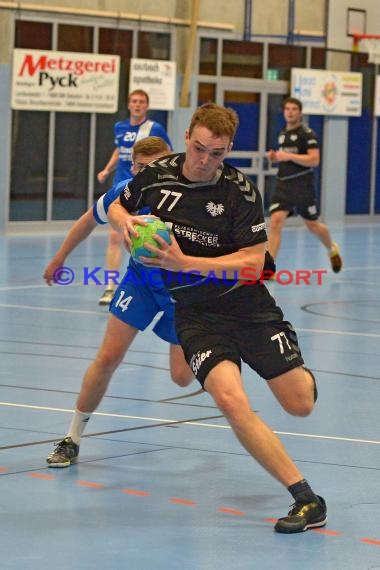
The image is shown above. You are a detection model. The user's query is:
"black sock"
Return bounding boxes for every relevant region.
[288,479,318,504]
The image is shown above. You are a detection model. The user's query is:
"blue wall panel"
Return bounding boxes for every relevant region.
[346,111,372,214]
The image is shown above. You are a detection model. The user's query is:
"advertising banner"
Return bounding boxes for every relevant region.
[11,48,120,113]
[129,58,176,110]
[291,68,362,116]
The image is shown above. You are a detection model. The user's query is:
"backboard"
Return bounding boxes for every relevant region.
[326,0,380,51]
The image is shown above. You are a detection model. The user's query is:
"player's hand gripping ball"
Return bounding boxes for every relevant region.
[130,218,172,262]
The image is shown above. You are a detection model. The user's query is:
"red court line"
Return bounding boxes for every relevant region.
[76,481,104,488]
[8,468,380,546]
[360,538,380,546]
[218,507,245,516]
[311,529,341,536]
[29,473,55,480]
[169,498,196,505]
[122,489,150,497]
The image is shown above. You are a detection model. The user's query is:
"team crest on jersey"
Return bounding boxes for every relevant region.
[290,134,298,141]
[205,202,224,217]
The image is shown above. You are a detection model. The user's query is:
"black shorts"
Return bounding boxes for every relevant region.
[175,289,304,387]
[269,174,319,220]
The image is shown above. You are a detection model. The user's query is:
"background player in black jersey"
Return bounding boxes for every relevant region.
[267,96,342,273]
[108,103,327,533]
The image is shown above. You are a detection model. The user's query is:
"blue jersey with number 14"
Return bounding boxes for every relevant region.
[91,180,178,344]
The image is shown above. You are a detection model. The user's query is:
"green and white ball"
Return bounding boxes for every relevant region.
[130,218,171,262]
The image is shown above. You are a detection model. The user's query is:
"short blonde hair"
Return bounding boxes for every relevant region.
[128,89,149,105]
[132,136,171,160]
[188,103,239,142]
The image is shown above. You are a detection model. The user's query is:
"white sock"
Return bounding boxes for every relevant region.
[67,408,91,445]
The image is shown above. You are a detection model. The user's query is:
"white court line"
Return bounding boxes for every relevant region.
[0,283,86,291]
[1,401,379,446]
[0,302,379,337]
[297,327,380,338]
[0,303,104,316]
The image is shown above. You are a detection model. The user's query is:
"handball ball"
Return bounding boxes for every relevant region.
[130,218,171,261]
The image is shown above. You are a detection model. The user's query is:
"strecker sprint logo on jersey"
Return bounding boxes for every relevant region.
[190,349,212,376]
[205,202,224,217]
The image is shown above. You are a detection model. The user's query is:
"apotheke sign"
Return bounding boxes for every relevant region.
[129,58,176,110]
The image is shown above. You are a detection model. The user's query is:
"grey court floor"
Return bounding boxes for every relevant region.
[0,222,379,570]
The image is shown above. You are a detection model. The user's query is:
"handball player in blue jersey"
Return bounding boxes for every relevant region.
[44,137,194,469]
[96,89,173,306]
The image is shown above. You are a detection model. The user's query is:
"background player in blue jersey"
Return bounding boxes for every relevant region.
[267,96,342,273]
[108,103,327,534]
[44,137,169,285]
[96,89,173,305]
[44,137,194,469]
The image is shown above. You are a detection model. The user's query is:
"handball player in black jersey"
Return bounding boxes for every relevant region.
[108,103,327,533]
[267,96,342,273]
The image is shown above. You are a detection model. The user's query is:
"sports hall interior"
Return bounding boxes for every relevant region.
[0,1,379,568]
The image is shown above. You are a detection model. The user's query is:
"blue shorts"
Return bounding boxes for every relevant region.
[109,260,179,344]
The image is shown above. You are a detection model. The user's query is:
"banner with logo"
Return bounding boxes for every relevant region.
[11,48,120,113]
[129,58,176,110]
[291,68,362,116]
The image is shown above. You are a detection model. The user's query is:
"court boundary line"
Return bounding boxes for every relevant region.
[1,401,379,446]
[1,301,380,337]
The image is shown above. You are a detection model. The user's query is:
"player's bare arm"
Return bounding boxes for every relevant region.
[273,147,319,168]
[43,209,97,286]
[141,235,265,280]
[97,148,119,183]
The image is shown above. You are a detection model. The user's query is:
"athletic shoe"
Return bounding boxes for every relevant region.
[46,437,79,468]
[98,288,115,306]
[329,242,342,273]
[274,495,327,533]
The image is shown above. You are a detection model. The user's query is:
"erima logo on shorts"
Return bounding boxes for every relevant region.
[190,350,212,376]
[251,222,266,233]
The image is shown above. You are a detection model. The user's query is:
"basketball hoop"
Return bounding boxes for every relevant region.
[353,34,380,64]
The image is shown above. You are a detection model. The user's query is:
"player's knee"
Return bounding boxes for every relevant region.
[171,371,194,388]
[269,214,285,231]
[169,349,194,387]
[94,350,123,374]
[305,220,319,234]
[212,389,247,422]
[282,397,314,417]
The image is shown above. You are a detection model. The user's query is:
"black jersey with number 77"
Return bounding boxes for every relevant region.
[120,152,268,304]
